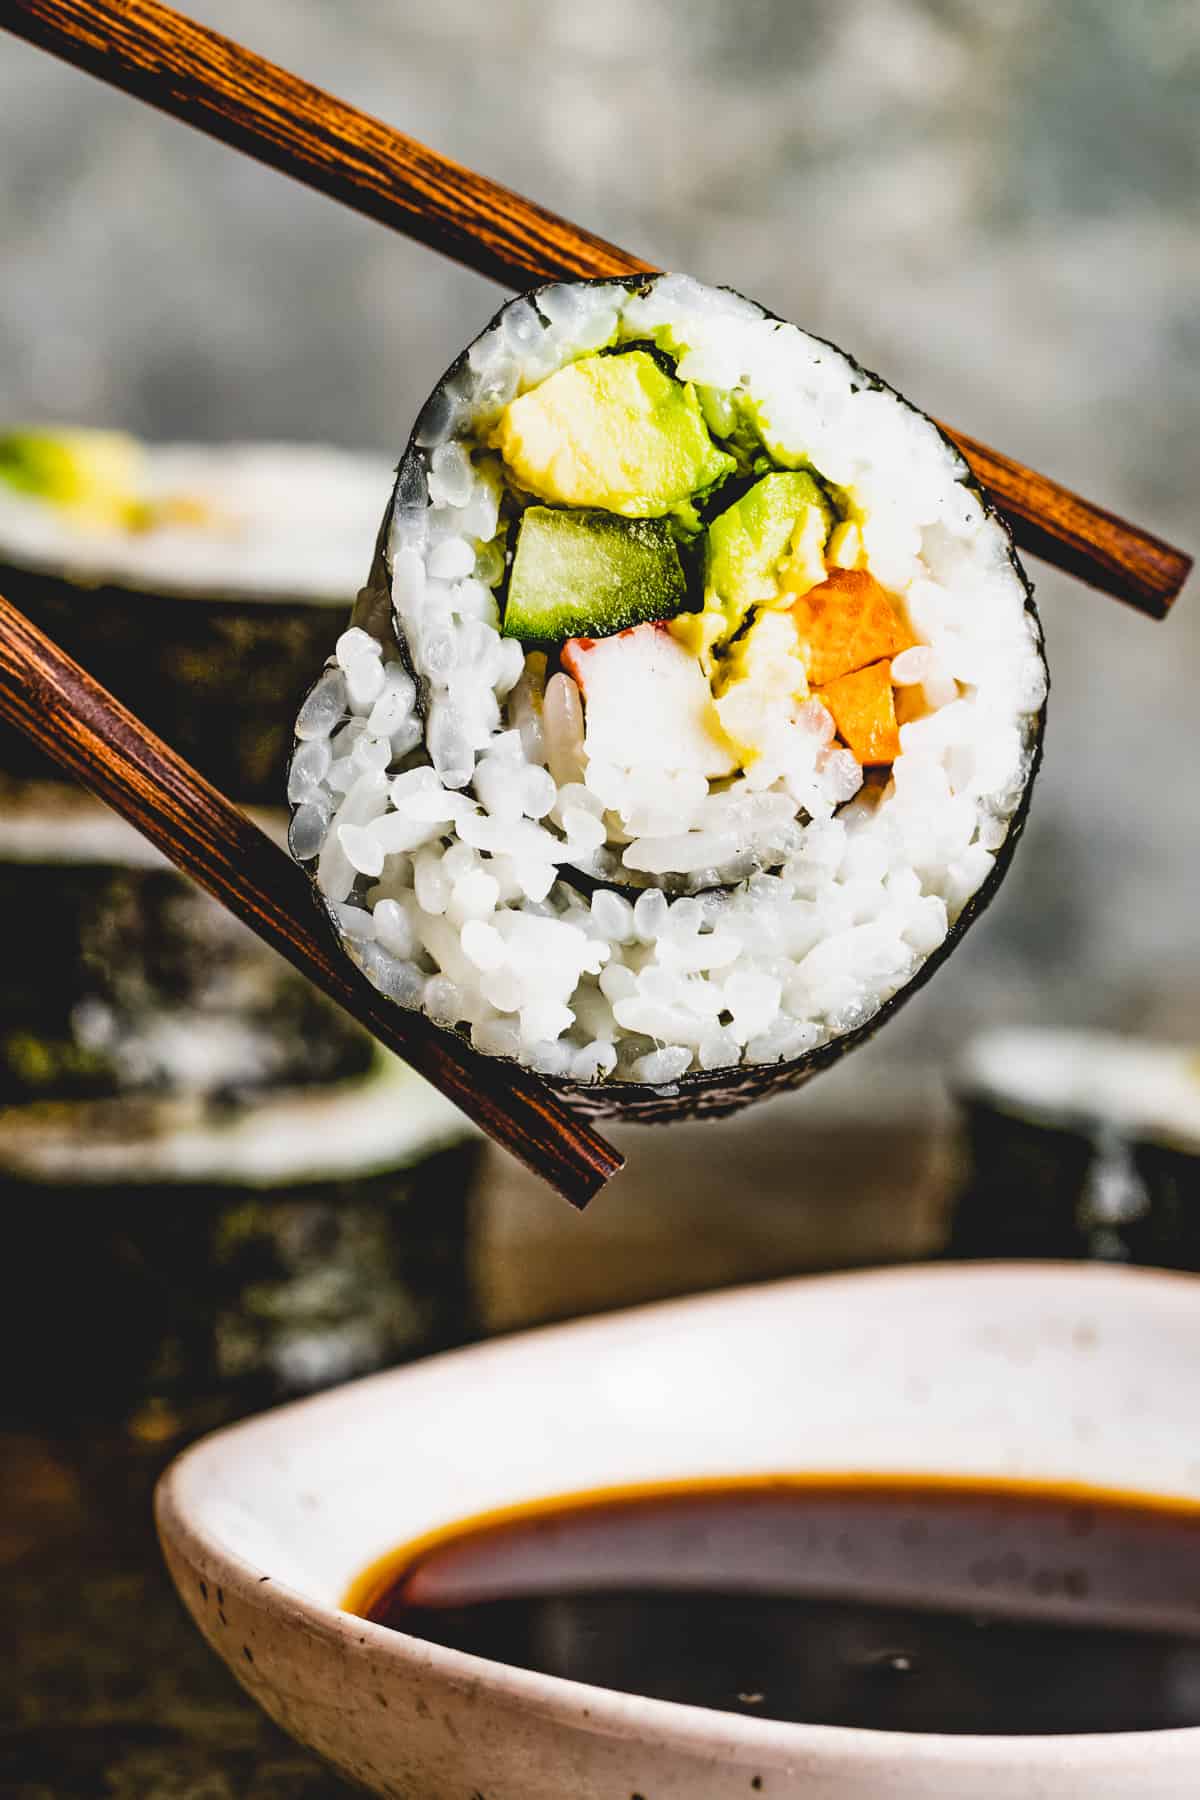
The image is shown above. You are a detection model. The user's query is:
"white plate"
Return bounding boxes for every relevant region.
[157,1262,1200,1798]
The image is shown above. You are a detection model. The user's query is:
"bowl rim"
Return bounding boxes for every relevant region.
[155,1260,1200,1776]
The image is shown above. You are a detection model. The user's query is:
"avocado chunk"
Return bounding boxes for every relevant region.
[673,470,832,676]
[490,351,735,519]
[503,506,688,647]
[707,470,832,618]
[0,428,145,528]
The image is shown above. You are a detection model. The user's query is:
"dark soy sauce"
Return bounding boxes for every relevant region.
[351,1477,1200,1736]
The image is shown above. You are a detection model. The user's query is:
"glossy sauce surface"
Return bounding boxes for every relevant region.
[350,1476,1200,1736]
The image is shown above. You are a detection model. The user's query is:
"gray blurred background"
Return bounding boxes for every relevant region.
[1,0,1197,1309]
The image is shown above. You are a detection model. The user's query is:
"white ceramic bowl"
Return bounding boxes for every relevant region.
[156,1263,1200,1798]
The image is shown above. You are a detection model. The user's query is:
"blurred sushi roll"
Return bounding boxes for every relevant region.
[291,274,1046,1120]
[0,429,391,803]
[0,787,371,1106]
[948,1028,1200,1266]
[0,1052,481,1430]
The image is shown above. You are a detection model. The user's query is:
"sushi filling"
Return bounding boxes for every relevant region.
[293,276,1045,1085]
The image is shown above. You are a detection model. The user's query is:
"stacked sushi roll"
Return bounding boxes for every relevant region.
[0,791,371,1106]
[0,430,396,1107]
[0,1044,478,1428]
[0,430,390,801]
[949,1028,1200,1267]
[0,438,482,1426]
[294,274,1047,1118]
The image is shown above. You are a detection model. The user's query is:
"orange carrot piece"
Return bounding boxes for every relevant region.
[792,569,912,687]
[894,683,927,729]
[818,659,902,765]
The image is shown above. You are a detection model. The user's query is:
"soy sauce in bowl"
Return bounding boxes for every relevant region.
[348,1477,1200,1737]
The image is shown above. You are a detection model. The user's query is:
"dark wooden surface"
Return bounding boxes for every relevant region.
[0,592,623,1208]
[0,0,1191,620]
[2,1429,357,1798]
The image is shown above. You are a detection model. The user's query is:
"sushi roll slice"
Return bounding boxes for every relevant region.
[291,274,1047,1121]
[949,1028,1200,1266]
[0,431,391,803]
[0,785,371,1105]
[0,1050,480,1425]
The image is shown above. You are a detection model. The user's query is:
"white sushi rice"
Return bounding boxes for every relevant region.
[294,275,1045,1085]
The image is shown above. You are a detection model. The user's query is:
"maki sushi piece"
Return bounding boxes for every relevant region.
[0,1049,480,1427]
[0,430,391,803]
[949,1028,1200,1266]
[291,275,1046,1120]
[0,785,371,1106]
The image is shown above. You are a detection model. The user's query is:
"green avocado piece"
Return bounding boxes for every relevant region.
[490,350,735,520]
[503,506,688,647]
[706,470,832,624]
[0,430,85,504]
[0,427,144,525]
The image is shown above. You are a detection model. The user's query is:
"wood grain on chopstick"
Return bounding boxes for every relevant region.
[0,0,650,290]
[946,430,1186,622]
[0,0,1190,619]
[0,592,624,1208]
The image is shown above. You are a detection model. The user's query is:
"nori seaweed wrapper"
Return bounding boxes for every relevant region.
[1123,1139,1200,1269]
[945,1032,1200,1268]
[298,275,1046,1124]
[0,1061,482,1430]
[0,794,372,1106]
[945,1096,1100,1260]
[0,562,344,805]
[0,440,389,804]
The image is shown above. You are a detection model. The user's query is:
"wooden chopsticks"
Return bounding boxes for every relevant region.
[1,0,1191,620]
[0,592,624,1209]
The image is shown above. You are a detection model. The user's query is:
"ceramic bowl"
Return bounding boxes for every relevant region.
[156,1263,1200,1798]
